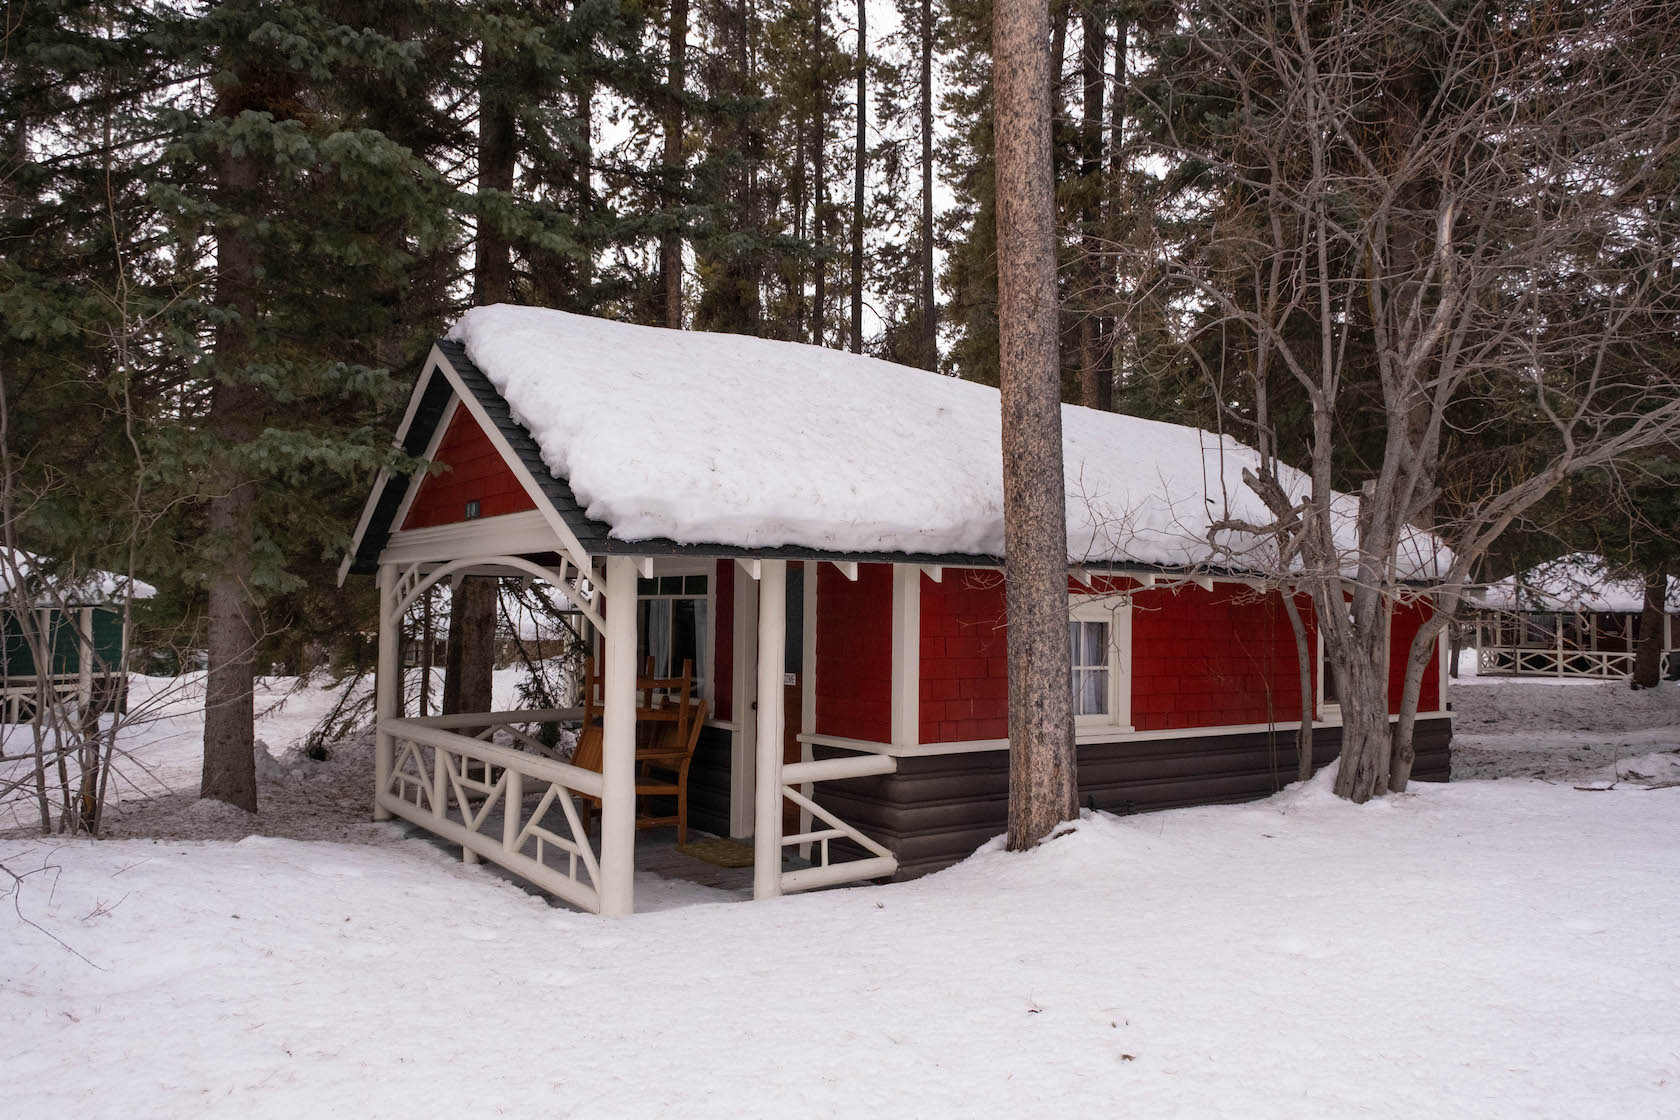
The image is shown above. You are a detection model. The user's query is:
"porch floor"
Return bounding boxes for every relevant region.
[393,813,814,912]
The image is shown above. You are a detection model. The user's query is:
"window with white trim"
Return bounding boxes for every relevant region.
[1068,596,1132,730]
[636,572,710,698]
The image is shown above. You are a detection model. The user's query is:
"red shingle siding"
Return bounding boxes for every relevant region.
[815,562,893,742]
[713,559,734,721]
[1388,598,1441,713]
[401,405,536,530]
[919,569,1009,743]
[1130,585,1316,732]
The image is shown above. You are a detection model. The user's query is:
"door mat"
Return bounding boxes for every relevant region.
[676,836,755,868]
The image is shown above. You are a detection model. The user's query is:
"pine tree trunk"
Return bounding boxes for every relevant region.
[919,0,937,371]
[1104,18,1127,407]
[850,0,866,354]
[1076,6,1105,409]
[1632,571,1665,689]
[995,0,1077,849]
[474,65,515,305]
[445,51,517,720]
[442,578,498,721]
[661,0,689,329]
[200,127,262,813]
[813,1,827,345]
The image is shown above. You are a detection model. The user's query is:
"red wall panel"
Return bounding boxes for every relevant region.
[1131,584,1316,731]
[919,568,1010,743]
[814,562,893,742]
[1388,598,1441,714]
[402,404,537,530]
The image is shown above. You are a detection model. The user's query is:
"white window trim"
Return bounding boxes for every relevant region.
[1069,595,1134,733]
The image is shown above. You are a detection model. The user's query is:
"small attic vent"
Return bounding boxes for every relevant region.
[464,499,481,520]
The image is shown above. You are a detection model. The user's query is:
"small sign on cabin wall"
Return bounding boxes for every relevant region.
[784,672,797,687]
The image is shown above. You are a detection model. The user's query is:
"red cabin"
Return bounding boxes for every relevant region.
[343,306,1450,915]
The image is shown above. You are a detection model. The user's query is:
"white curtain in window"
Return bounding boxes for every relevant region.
[647,598,673,676]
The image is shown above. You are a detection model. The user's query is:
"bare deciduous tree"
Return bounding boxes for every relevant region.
[1131,0,1680,801]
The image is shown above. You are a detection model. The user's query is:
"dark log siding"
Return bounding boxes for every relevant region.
[685,724,735,839]
[813,717,1453,880]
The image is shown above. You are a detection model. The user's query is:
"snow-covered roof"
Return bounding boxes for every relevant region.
[0,549,156,607]
[446,306,1446,578]
[1473,554,1680,615]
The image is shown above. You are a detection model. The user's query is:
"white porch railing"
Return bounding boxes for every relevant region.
[380,712,603,914]
[1477,646,1676,680]
[778,751,899,893]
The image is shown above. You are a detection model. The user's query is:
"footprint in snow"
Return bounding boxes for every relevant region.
[1562,917,1612,935]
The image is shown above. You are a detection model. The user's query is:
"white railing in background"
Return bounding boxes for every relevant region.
[1477,646,1676,680]
[778,751,898,893]
[1,672,118,725]
[380,712,602,914]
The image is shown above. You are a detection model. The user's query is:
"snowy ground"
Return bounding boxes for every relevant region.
[4,672,1680,1118]
[1451,669,1680,785]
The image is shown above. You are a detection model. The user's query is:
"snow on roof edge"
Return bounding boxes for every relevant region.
[446,306,1450,581]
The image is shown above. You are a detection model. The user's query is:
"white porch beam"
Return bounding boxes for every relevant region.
[890,564,921,748]
[373,564,399,821]
[921,565,943,583]
[1191,574,1214,591]
[634,556,653,579]
[599,555,640,917]
[740,558,763,582]
[754,559,788,899]
[831,560,859,581]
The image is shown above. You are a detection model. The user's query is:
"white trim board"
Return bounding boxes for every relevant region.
[798,709,1454,759]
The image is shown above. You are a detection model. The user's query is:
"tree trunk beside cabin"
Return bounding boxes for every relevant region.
[918,0,937,371]
[993,0,1078,848]
[444,52,516,720]
[1632,572,1665,689]
[850,0,866,354]
[200,110,263,813]
[1280,589,1315,784]
[661,0,689,329]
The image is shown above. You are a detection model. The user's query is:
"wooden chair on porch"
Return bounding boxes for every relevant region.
[571,657,707,843]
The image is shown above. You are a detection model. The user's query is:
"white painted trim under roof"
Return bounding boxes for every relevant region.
[380,510,562,568]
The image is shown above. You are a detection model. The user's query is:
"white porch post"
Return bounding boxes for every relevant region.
[373,563,398,821]
[754,559,788,900]
[599,555,639,917]
[889,564,920,748]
